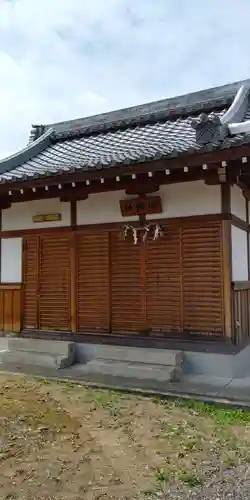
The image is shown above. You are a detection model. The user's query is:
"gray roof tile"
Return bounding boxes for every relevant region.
[1,79,250,185]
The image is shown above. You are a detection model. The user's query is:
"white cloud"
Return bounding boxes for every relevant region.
[0,0,250,157]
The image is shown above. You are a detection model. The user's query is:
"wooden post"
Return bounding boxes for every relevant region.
[220,182,231,214]
[36,235,41,330]
[70,201,77,334]
[69,233,77,334]
[246,198,250,280]
[70,200,77,228]
[221,220,232,339]
[108,232,112,333]
[0,209,2,282]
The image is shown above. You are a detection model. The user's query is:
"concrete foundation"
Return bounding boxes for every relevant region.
[1,338,76,369]
[75,344,184,384]
[75,342,250,379]
[1,338,250,382]
[183,345,250,379]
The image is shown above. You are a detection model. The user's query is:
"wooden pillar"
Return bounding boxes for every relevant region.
[0,209,2,282]
[220,182,231,214]
[220,182,233,339]
[222,220,232,339]
[69,233,77,334]
[246,198,250,280]
[70,200,77,228]
[70,201,77,334]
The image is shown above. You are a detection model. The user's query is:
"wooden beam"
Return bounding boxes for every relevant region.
[243,188,250,202]
[1,144,250,193]
[2,167,220,204]
[221,220,233,339]
[231,215,250,232]
[0,199,12,210]
[0,213,229,239]
[221,183,231,213]
[70,200,77,228]
[125,182,159,195]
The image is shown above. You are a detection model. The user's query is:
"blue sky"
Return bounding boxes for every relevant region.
[0,0,250,158]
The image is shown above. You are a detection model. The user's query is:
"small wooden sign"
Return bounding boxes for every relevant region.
[120,196,162,217]
[32,213,62,223]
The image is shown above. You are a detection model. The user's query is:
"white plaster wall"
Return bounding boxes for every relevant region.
[77,181,221,225]
[231,226,248,281]
[2,198,70,231]
[1,238,22,283]
[150,181,221,220]
[231,185,246,221]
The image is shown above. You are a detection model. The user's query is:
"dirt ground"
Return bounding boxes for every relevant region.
[1,374,250,499]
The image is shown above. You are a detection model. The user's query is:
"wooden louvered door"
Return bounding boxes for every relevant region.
[23,235,39,329]
[145,226,182,334]
[39,234,71,331]
[182,222,223,335]
[76,232,110,332]
[111,231,145,333]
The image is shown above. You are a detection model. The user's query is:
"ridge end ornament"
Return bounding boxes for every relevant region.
[191,113,228,145]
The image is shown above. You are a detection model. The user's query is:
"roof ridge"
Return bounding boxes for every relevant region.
[29,78,250,142]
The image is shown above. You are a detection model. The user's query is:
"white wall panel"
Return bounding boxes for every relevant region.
[77,181,221,225]
[1,238,22,283]
[231,185,246,221]
[231,226,248,281]
[2,198,70,231]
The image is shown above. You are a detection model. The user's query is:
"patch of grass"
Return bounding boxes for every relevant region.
[178,471,202,487]
[178,399,250,425]
[64,380,76,388]
[84,388,127,409]
[223,452,239,468]
[154,397,250,425]
[141,485,161,497]
[154,467,169,483]
[35,377,50,385]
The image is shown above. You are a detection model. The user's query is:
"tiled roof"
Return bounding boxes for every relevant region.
[1,79,250,185]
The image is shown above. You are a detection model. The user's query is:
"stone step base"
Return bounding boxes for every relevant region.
[78,343,183,367]
[1,338,76,369]
[80,357,183,384]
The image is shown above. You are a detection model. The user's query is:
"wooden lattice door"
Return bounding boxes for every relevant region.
[76,232,110,332]
[182,222,223,334]
[38,234,71,331]
[23,235,39,330]
[23,233,71,331]
[110,231,145,333]
[145,225,182,334]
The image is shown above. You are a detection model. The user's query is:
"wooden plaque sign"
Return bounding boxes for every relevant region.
[32,213,62,223]
[120,196,162,217]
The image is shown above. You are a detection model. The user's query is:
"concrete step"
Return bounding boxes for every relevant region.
[79,343,183,368]
[80,356,183,384]
[1,338,76,369]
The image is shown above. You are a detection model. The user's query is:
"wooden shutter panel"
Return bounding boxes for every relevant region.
[39,234,71,331]
[182,222,223,334]
[23,235,39,329]
[77,232,110,332]
[111,231,144,333]
[145,226,182,333]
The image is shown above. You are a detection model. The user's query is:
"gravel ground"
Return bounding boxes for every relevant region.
[156,465,250,499]
[1,374,250,500]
